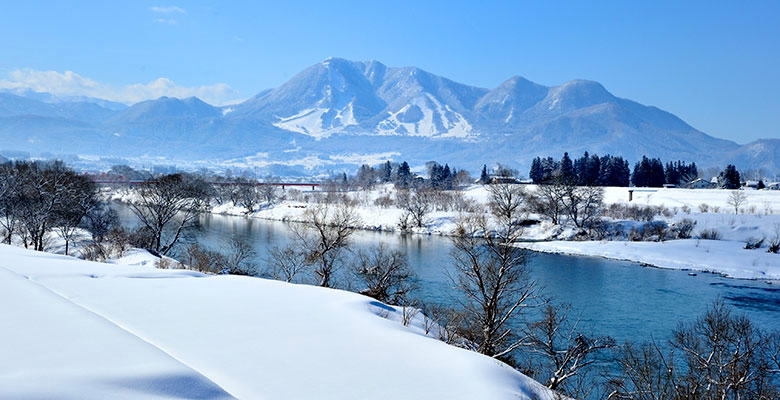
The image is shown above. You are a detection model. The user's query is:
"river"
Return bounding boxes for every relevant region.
[115,205,780,346]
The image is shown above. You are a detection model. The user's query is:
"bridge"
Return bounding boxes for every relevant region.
[91,180,320,190]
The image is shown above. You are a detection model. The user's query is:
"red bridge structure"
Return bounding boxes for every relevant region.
[89,177,320,191]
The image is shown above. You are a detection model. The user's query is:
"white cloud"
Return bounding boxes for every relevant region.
[150,6,186,14]
[0,68,242,106]
[153,18,178,25]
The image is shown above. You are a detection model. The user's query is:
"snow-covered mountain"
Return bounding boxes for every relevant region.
[0,58,775,174]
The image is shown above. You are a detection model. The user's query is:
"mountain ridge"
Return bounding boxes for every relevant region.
[0,58,776,174]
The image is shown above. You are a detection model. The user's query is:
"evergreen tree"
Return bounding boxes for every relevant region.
[649,158,665,187]
[529,158,543,184]
[541,157,559,182]
[632,156,664,187]
[573,152,588,185]
[380,161,392,183]
[395,161,412,188]
[585,153,601,185]
[442,164,452,189]
[720,164,741,189]
[480,164,490,184]
[559,152,574,181]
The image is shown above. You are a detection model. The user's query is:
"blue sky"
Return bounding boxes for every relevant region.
[1,1,778,143]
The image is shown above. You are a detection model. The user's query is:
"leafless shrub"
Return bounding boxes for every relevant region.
[350,244,417,305]
[397,211,412,232]
[769,224,780,254]
[745,236,765,250]
[373,194,394,208]
[680,205,691,214]
[698,203,710,213]
[452,195,480,213]
[181,243,224,274]
[604,203,660,222]
[401,306,419,327]
[519,303,615,397]
[698,228,722,240]
[672,218,697,239]
[643,221,669,242]
[419,302,461,344]
[607,301,780,400]
[222,237,256,275]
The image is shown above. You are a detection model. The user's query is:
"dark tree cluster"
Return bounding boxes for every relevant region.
[328,160,471,191]
[664,160,698,185]
[0,160,99,254]
[530,152,631,187]
[720,164,741,189]
[631,156,666,187]
[427,161,466,190]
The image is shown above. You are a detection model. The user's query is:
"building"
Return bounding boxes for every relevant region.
[687,178,715,189]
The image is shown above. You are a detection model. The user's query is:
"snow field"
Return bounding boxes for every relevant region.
[0,244,554,400]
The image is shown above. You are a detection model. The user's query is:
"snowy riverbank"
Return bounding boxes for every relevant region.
[110,184,780,281]
[518,239,780,280]
[0,244,553,399]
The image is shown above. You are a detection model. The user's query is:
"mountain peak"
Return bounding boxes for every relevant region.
[540,79,614,112]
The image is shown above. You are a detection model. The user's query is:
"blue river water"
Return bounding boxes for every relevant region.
[117,206,780,345]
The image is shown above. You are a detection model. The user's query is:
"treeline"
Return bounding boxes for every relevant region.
[529,152,701,188]
[0,161,107,254]
[530,152,631,186]
[329,160,472,191]
[631,156,698,187]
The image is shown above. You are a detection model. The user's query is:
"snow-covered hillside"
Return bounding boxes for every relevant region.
[0,244,554,400]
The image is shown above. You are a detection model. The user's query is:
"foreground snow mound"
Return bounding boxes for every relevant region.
[0,244,553,400]
[520,239,780,280]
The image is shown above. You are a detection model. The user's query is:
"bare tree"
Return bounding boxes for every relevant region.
[267,245,308,282]
[235,179,260,213]
[51,172,100,255]
[350,243,417,305]
[222,237,256,275]
[530,179,567,225]
[564,185,604,229]
[450,211,539,360]
[258,176,279,204]
[520,303,615,396]
[81,205,120,243]
[727,190,748,214]
[487,183,526,224]
[0,162,21,244]
[289,204,361,287]
[398,188,433,228]
[608,300,780,400]
[127,173,210,255]
[11,161,97,252]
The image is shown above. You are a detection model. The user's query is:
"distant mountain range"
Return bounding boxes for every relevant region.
[1,58,777,175]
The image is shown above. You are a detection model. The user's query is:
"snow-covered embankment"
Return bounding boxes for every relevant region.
[0,244,552,400]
